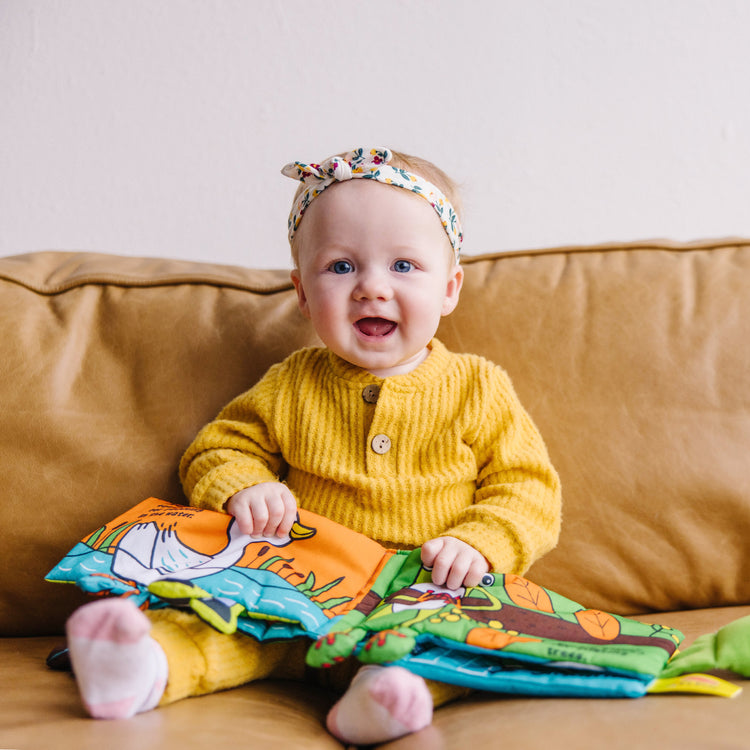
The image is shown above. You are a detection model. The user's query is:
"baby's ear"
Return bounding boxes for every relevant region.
[290,269,311,319]
[441,264,464,316]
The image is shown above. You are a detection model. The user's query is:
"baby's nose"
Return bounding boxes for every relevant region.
[355,270,393,300]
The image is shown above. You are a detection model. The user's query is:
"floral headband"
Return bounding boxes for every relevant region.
[281,147,463,261]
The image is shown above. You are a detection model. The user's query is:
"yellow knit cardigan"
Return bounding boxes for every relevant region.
[180,339,561,574]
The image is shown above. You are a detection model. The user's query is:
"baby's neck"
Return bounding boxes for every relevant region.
[365,347,431,379]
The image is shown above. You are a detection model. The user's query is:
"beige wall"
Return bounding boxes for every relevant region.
[2,0,749,268]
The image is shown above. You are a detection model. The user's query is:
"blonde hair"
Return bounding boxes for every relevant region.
[289,149,463,266]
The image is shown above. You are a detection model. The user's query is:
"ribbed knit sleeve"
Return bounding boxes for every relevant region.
[440,362,561,575]
[179,362,287,512]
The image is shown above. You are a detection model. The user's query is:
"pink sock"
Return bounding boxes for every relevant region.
[326,665,433,745]
[66,598,167,719]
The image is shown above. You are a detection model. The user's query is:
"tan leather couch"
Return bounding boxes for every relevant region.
[2,240,749,749]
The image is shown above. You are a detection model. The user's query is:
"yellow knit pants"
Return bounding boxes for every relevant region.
[147,609,470,708]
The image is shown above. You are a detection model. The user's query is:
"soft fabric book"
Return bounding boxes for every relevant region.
[46,497,738,699]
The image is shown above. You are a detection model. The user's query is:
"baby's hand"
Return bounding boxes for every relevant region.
[420,536,490,590]
[225,482,298,538]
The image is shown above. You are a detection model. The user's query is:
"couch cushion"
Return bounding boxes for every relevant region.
[0,252,320,636]
[441,240,750,616]
[1,241,749,636]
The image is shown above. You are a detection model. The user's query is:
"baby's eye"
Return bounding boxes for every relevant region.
[392,260,414,273]
[329,260,354,274]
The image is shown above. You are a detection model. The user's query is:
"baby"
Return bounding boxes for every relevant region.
[66,147,562,745]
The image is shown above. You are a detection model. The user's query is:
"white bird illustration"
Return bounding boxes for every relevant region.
[111,517,315,586]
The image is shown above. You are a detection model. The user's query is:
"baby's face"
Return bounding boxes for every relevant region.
[291,180,463,377]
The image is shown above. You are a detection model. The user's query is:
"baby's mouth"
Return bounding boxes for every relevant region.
[355,317,397,337]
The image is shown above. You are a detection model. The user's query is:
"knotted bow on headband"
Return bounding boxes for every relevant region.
[281,147,463,261]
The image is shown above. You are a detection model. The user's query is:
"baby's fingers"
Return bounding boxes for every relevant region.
[421,536,489,590]
[227,483,298,538]
[420,537,445,569]
[267,485,298,537]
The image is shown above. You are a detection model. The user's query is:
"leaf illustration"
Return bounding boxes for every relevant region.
[466,628,515,650]
[504,575,554,613]
[297,572,316,593]
[83,524,108,548]
[466,627,541,651]
[318,596,351,612]
[575,609,621,640]
[309,576,344,598]
[257,555,293,571]
[97,522,132,552]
